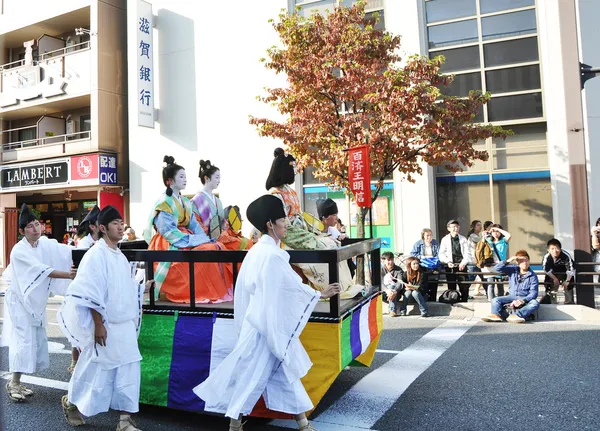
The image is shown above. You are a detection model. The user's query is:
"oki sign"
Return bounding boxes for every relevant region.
[348,145,371,208]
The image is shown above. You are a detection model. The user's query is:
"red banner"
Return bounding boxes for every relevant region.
[348,145,371,208]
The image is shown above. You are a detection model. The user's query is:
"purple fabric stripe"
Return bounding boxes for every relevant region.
[167,316,214,411]
[350,308,362,360]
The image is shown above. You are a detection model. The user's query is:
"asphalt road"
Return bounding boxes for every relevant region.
[1,298,600,431]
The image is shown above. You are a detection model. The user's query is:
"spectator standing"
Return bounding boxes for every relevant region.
[439,220,472,302]
[542,239,575,304]
[592,218,600,285]
[410,228,440,301]
[381,251,404,317]
[398,257,429,317]
[481,250,540,323]
[481,224,512,301]
[467,220,484,296]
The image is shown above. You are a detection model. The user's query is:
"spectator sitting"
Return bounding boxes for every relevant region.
[410,228,440,302]
[398,257,429,317]
[438,219,472,302]
[481,250,540,323]
[381,251,404,317]
[542,238,575,304]
[122,226,138,242]
[591,218,600,285]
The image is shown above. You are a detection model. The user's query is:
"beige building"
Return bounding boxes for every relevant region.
[0,0,128,271]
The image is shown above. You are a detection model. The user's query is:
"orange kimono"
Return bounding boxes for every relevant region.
[145,194,233,303]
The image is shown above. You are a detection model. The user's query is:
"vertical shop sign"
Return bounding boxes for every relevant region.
[348,145,372,208]
[137,0,154,128]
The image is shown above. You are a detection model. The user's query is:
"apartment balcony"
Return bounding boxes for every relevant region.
[0,41,91,117]
[1,128,93,164]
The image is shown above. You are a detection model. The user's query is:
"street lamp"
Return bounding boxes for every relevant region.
[580,63,600,89]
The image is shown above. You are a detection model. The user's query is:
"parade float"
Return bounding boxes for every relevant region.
[73,238,382,418]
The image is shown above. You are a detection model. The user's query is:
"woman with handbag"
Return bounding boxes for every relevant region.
[481,224,512,301]
[410,228,440,302]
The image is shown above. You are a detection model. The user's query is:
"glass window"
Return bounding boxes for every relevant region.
[435,179,492,239]
[431,45,480,73]
[483,37,538,67]
[428,19,478,48]
[365,10,385,31]
[440,72,482,97]
[485,65,541,94]
[492,123,547,170]
[425,0,476,23]
[481,9,537,41]
[492,178,553,262]
[80,115,91,132]
[480,0,534,14]
[18,127,36,142]
[487,92,543,121]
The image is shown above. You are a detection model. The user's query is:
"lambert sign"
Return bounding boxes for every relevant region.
[1,161,68,189]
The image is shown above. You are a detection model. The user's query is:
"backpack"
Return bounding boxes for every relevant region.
[475,239,496,268]
[439,289,461,304]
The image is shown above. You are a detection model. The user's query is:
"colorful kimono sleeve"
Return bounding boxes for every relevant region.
[155,211,211,248]
[187,206,209,237]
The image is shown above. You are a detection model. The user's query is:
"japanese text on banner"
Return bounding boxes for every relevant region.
[348,146,371,208]
[137,1,154,128]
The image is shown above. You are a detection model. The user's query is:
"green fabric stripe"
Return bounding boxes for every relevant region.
[341,316,353,369]
[139,314,176,406]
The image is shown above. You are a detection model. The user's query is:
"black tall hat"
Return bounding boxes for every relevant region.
[97,205,122,227]
[246,195,286,232]
[81,205,100,225]
[19,203,37,229]
[316,198,338,220]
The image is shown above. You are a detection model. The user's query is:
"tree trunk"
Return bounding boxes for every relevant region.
[355,206,369,285]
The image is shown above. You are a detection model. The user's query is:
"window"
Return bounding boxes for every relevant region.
[487,92,543,121]
[365,10,385,31]
[18,127,36,142]
[428,19,478,48]
[483,37,538,67]
[425,0,476,23]
[431,46,480,73]
[80,115,91,132]
[485,65,541,94]
[480,0,534,14]
[481,9,537,41]
[440,72,482,97]
[493,123,547,170]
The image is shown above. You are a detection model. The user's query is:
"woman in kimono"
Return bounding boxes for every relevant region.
[144,156,232,303]
[266,148,360,297]
[192,160,252,251]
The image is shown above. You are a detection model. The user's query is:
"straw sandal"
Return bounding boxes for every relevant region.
[116,416,142,431]
[61,394,85,426]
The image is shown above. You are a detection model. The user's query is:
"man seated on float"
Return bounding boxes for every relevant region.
[267,148,362,299]
[144,155,232,304]
[192,160,253,251]
[316,198,346,240]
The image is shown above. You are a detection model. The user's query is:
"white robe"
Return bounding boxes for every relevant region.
[193,235,321,418]
[1,236,72,373]
[76,234,96,249]
[58,238,144,417]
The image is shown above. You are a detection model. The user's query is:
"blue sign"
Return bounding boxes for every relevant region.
[380,237,391,248]
[99,154,117,185]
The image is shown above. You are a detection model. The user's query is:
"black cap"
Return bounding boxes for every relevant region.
[317,198,338,220]
[19,203,37,229]
[246,195,286,232]
[98,205,122,227]
[81,205,100,225]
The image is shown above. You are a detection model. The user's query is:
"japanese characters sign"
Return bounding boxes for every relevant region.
[348,145,372,208]
[99,154,118,185]
[137,1,154,128]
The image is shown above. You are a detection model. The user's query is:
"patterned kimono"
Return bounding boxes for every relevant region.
[144,193,232,303]
[193,191,253,251]
[269,185,360,298]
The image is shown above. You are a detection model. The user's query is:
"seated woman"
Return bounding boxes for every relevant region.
[144,156,232,304]
[398,257,429,317]
[192,160,252,251]
[266,148,361,298]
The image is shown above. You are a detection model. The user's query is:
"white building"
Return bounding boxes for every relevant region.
[0,0,128,270]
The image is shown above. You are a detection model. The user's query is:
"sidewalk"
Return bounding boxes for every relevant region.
[383,288,600,322]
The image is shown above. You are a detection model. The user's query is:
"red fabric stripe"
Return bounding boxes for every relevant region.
[368,296,378,341]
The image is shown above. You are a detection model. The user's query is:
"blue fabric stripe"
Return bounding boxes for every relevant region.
[350,309,362,360]
[167,316,214,411]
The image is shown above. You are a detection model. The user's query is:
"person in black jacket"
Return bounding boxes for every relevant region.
[542,238,575,304]
[382,252,404,317]
[397,257,430,317]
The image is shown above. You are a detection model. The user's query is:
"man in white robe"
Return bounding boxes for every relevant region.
[76,205,100,250]
[4,203,74,402]
[67,204,100,373]
[58,205,146,430]
[193,195,341,431]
